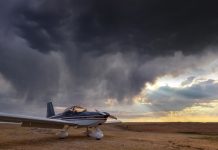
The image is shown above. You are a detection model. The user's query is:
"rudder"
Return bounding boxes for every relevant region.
[47,102,55,118]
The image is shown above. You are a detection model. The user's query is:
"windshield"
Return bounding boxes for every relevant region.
[64,105,87,113]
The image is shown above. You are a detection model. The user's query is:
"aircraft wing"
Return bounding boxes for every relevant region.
[0,113,77,129]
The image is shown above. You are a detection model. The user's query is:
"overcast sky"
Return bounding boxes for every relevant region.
[1,0,218,121]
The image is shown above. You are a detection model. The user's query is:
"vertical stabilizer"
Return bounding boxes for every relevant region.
[47,102,55,118]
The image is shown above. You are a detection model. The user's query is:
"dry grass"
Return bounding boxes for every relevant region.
[0,123,218,150]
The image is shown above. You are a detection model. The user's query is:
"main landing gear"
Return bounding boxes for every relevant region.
[57,125,69,139]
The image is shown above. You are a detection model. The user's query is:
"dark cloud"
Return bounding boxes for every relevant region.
[0,46,60,103]
[73,0,218,55]
[0,0,218,111]
[13,0,218,54]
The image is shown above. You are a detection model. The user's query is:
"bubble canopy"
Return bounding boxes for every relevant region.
[63,106,87,113]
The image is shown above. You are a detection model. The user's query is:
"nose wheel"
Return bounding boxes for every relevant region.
[86,127,104,140]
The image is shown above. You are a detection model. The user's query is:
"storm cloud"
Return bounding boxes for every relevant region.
[12,0,218,54]
[0,0,218,114]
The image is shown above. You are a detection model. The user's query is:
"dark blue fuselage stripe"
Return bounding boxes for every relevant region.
[63,116,105,119]
[62,118,106,120]
[55,115,106,119]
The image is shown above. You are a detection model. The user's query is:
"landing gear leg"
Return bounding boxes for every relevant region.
[57,125,69,139]
[86,127,89,137]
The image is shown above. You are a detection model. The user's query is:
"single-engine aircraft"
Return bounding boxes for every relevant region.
[0,102,118,140]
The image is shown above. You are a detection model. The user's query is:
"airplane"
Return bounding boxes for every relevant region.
[0,102,119,140]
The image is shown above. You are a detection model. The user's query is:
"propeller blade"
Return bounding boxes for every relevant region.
[109,115,117,120]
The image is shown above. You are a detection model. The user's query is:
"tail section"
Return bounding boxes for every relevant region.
[47,102,55,118]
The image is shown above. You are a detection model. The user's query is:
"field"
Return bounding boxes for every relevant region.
[1,123,218,150]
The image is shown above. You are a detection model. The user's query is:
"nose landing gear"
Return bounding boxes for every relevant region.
[86,127,104,140]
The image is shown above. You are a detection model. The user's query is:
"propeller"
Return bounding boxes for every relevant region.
[95,109,117,120]
[108,115,117,120]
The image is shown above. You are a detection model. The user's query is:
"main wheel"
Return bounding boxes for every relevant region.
[57,130,69,139]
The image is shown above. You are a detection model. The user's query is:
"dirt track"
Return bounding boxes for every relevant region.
[0,123,218,150]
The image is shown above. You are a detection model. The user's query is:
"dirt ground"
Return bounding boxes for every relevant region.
[0,123,218,150]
